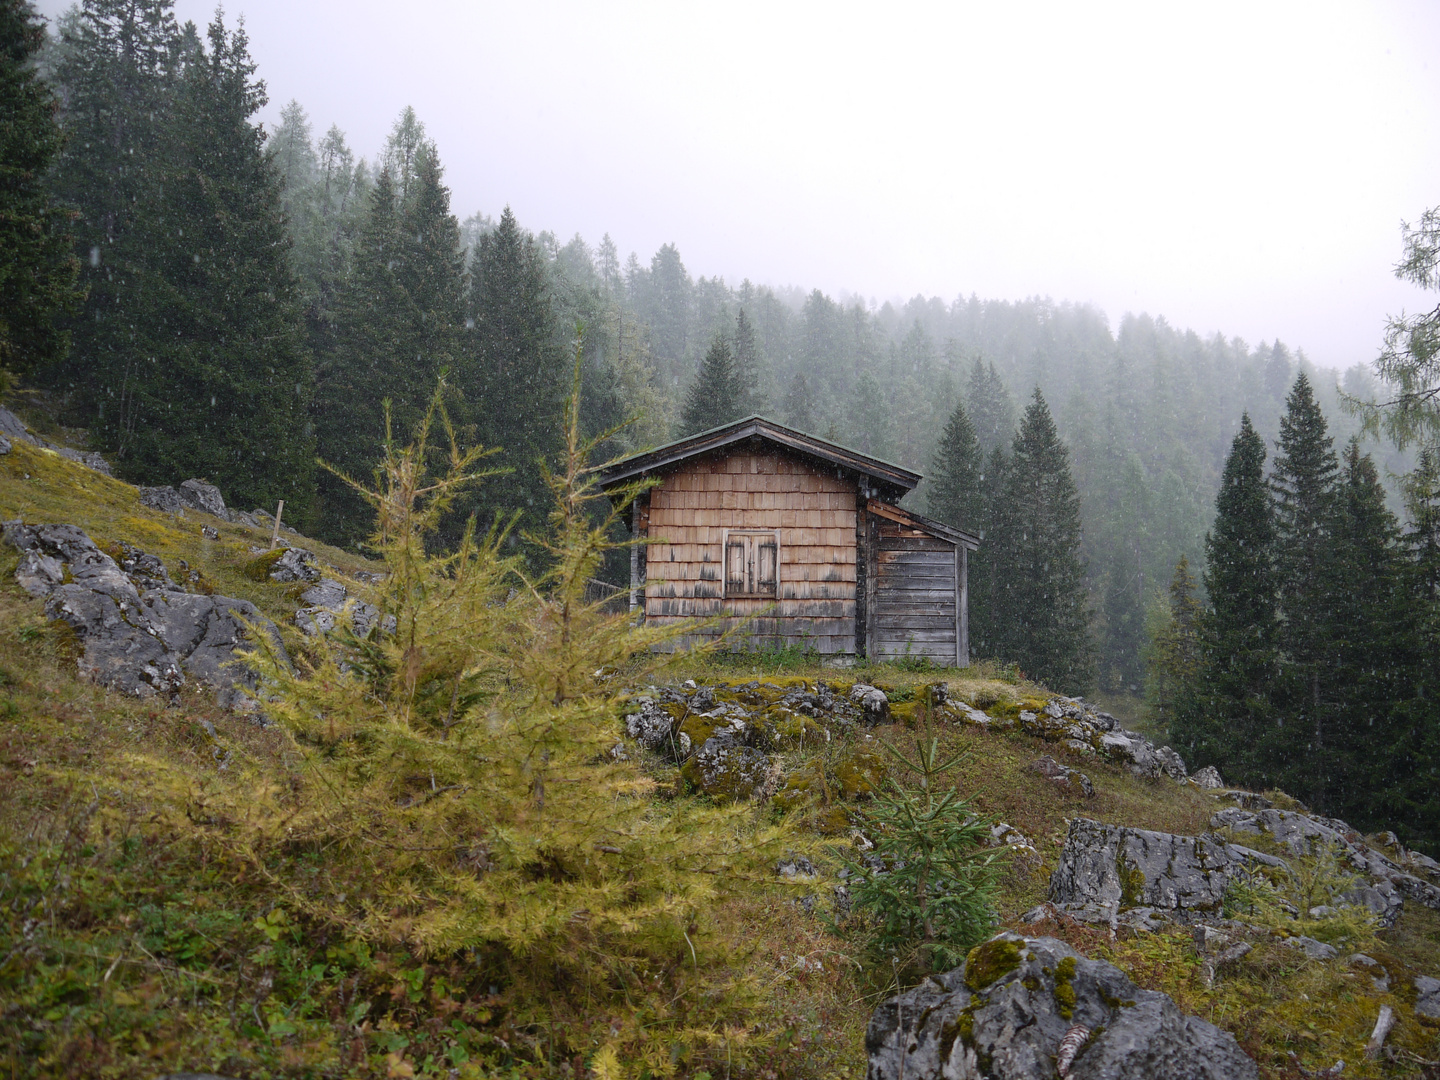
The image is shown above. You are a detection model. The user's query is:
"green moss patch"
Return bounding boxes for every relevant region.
[964,937,1023,991]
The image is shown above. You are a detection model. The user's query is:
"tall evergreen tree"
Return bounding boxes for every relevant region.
[783,371,813,432]
[1324,439,1408,818]
[1174,414,1277,779]
[733,308,761,416]
[1144,556,1203,731]
[969,445,1010,661]
[44,0,184,408]
[992,389,1094,692]
[927,398,982,531]
[1270,372,1341,803]
[103,13,314,518]
[848,372,889,458]
[463,205,566,540]
[677,335,742,436]
[965,357,1016,454]
[0,0,81,384]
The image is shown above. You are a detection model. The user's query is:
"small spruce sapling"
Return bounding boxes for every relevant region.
[844,687,1005,971]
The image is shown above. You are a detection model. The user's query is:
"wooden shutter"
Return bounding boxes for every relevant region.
[756,538,778,596]
[725,539,747,595]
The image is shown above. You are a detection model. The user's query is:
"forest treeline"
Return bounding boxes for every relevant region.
[5,0,1440,845]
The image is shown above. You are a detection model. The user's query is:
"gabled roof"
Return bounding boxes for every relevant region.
[599,415,921,500]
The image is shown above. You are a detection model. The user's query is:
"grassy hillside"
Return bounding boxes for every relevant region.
[1,437,1438,1079]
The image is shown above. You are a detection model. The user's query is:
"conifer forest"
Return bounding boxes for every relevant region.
[6,1,1440,1076]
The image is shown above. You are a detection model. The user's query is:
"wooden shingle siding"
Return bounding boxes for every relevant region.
[644,450,857,653]
[873,520,959,661]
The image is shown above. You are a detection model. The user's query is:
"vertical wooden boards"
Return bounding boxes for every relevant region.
[873,519,958,661]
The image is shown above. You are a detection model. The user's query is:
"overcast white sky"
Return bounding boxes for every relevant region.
[36,0,1440,371]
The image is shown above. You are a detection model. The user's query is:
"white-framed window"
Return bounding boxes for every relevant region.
[722,529,779,598]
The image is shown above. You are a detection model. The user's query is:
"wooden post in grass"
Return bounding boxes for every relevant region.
[270,500,285,549]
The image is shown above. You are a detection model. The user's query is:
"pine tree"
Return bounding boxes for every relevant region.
[848,372,890,458]
[1325,439,1408,819]
[0,0,81,384]
[783,371,814,432]
[994,389,1094,692]
[1174,414,1278,781]
[1271,372,1341,803]
[965,357,1016,454]
[1099,454,1153,692]
[678,335,742,436]
[969,445,1010,660]
[733,308,761,416]
[927,398,982,531]
[43,0,184,410]
[65,13,313,518]
[463,205,567,541]
[1144,556,1203,731]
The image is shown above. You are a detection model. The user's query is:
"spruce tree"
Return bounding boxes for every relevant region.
[1271,372,1341,803]
[1325,439,1408,819]
[109,13,314,518]
[1144,556,1203,731]
[994,389,1094,692]
[0,0,81,383]
[969,445,1010,661]
[733,308,761,416]
[783,371,814,432]
[965,357,1016,454]
[1099,454,1152,692]
[678,335,742,436]
[1174,414,1277,781]
[927,398,982,531]
[463,205,566,540]
[848,372,890,458]
[44,0,183,409]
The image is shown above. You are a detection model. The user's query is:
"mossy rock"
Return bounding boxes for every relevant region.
[964,937,1023,991]
[681,737,769,802]
[1053,955,1077,1019]
[889,700,925,727]
[757,675,812,690]
[677,714,723,756]
[770,768,818,811]
[754,707,825,750]
[241,548,287,582]
[817,804,855,835]
[834,748,886,799]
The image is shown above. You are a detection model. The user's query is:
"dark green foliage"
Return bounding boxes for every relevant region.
[847,371,889,458]
[965,357,1015,454]
[1098,454,1152,692]
[989,389,1094,693]
[1174,414,1278,776]
[783,370,814,432]
[1144,556,1202,731]
[733,307,761,416]
[927,397,982,531]
[460,205,567,543]
[0,0,81,382]
[43,0,184,405]
[1270,373,1341,800]
[677,334,743,436]
[968,445,1011,661]
[845,695,1003,970]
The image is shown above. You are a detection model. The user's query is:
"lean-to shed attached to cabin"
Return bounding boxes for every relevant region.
[600,417,980,664]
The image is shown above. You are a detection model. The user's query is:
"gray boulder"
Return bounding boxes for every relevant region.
[1191,765,1223,789]
[267,546,320,583]
[139,486,186,514]
[1282,935,1338,961]
[865,933,1257,1080]
[684,732,770,801]
[624,701,676,750]
[850,683,890,725]
[1415,976,1440,1019]
[0,433,11,455]
[178,479,228,519]
[1049,818,1286,923]
[5,522,289,709]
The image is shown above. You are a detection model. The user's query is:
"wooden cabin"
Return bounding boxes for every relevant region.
[600,417,980,664]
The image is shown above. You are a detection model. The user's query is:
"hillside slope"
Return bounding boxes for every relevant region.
[1,427,1438,1079]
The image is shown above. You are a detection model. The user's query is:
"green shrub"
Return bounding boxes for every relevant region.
[843,687,1005,972]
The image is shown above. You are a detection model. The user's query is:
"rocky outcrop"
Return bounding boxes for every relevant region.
[1048,818,1286,925]
[1210,806,1438,920]
[0,406,113,476]
[866,933,1257,1080]
[4,522,289,709]
[138,477,300,537]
